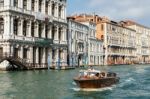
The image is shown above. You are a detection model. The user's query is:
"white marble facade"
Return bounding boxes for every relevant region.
[0,0,68,68]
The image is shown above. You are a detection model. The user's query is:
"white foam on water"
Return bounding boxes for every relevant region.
[71,86,114,92]
[118,77,136,88]
[72,82,76,85]
[126,77,135,82]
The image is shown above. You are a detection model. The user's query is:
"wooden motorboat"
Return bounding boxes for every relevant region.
[73,69,119,88]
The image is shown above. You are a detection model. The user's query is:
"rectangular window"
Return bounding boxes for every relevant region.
[32,0,35,11]
[0,0,4,7]
[14,0,18,7]
[23,48,28,59]
[0,18,4,34]
[45,1,49,14]
[39,0,42,12]
[23,0,27,9]
[14,19,18,35]
[31,22,34,37]
[23,21,27,36]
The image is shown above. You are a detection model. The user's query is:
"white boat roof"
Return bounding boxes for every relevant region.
[79,69,101,73]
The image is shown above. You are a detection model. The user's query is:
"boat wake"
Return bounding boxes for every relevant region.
[71,86,115,92]
[118,77,136,88]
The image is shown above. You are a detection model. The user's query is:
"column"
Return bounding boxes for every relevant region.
[36,47,39,64]
[48,24,52,39]
[63,27,67,41]
[35,0,39,12]
[64,5,66,19]
[4,15,11,39]
[27,0,32,11]
[55,3,58,17]
[10,16,14,36]
[62,6,65,19]
[18,19,24,36]
[20,46,23,59]
[18,0,23,8]
[42,0,46,14]
[35,22,39,37]
[10,45,14,57]
[42,48,46,64]
[48,48,52,66]
[42,24,45,38]
[29,47,33,63]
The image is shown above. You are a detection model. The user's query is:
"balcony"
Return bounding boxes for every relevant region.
[0,35,53,46]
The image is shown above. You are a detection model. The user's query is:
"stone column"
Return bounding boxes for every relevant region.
[4,15,11,39]
[56,26,59,40]
[36,47,39,64]
[20,46,23,59]
[55,3,58,17]
[27,0,32,11]
[35,0,39,12]
[19,19,24,36]
[64,5,66,19]
[48,24,52,39]
[42,0,46,14]
[42,24,45,38]
[42,48,46,64]
[10,45,14,57]
[29,47,33,63]
[48,48,52,66]
[10,16,14,36]
[18,0,23,8]
[35,22,39,37]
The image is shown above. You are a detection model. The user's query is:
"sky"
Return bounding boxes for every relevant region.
[67,0,150,26]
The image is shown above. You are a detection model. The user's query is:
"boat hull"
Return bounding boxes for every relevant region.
[74,77,119,88]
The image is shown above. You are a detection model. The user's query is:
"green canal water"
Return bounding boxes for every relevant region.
[0,65,150,99]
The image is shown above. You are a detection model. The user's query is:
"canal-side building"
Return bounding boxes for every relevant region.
[0,0,68,70]
[101,20,136,65]
[67,15,104,66]
[70,14,137,65]
[122,20,150,64]
[67,17,88,66]
[80,21,103,66]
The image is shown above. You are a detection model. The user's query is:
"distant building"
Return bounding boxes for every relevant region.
[67,16,103,66]
[67,18,88,66]
[69,14,137,65]
[0,0,68,69]
[123,20,150,64]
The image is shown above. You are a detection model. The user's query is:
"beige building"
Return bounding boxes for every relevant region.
[123,20,150,64]
[0,0,68,70]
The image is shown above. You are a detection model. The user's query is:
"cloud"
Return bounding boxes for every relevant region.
[88,0,150,21]
[68,0,150,26]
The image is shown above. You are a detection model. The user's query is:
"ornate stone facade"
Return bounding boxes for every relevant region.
[0,0,68,69]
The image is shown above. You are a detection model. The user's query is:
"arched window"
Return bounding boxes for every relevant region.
[0,18,4,35]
